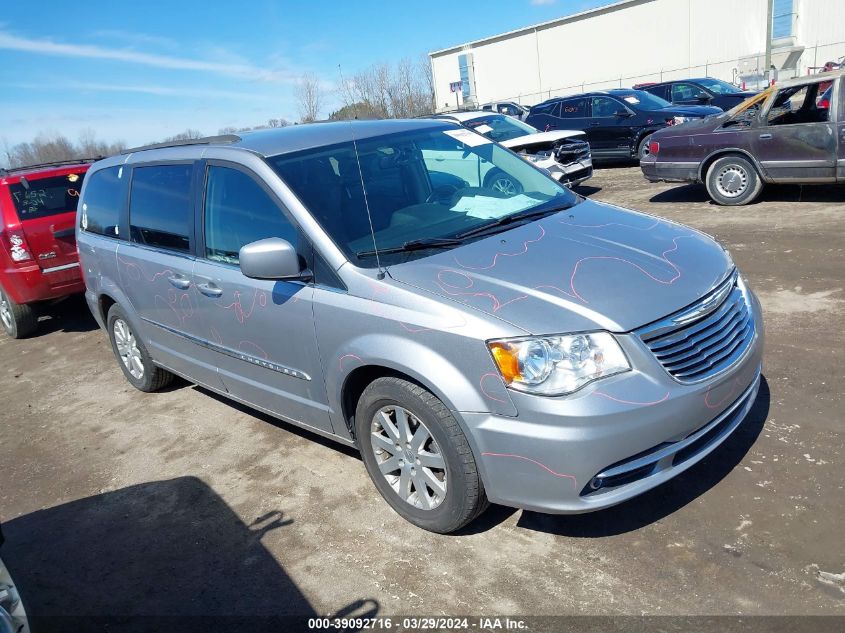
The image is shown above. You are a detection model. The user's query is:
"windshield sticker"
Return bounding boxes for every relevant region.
[443,128,491,147]
[622,96,640,104]
[451,193,543,219]
[474,124,494,134]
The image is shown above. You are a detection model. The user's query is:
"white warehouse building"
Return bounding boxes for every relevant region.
[429,0,845,110]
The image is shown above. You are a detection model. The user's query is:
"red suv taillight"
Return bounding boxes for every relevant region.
[819,98,830,109]
[1,229,33,264]
[648,141,660,155]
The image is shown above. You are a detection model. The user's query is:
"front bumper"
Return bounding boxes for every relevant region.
[640,155,700,183]
[1,261,84,305]
[547,157,593,186]
[459,291,764,514]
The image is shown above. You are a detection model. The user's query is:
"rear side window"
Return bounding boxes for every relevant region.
[8,173,85,221]
[203,165,298,265]
[558,98,587,118]
[80,167,125,237]
[530,101,560,117]
[129,164,193,253]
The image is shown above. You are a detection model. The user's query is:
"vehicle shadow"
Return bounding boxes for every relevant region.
[650,182,845,205]
[32,294,99,336]
[572,184,602,197]
[516,376,771,538]
[194,386,361,460]
[2,477,378,632]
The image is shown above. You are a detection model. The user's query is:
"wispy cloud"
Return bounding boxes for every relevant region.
[530,0,557,5]
[0,30,296,83]
[8,80,271,102]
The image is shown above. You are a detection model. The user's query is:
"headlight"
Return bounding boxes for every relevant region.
[487,332,630,396]
[522,151,552,164]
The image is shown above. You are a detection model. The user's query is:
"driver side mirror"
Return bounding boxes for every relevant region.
[696,92,712,102]
[614,110,633,118]
[239,238,312,281]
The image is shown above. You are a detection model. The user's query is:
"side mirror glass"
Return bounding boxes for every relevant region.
[239,237,311,281]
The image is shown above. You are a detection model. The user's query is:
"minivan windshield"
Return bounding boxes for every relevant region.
[269,125,577,267]
[461,114,538,142]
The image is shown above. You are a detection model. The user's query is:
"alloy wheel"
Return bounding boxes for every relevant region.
[0,291,12,331]
[370,405,448,510]
[491,177,519,196]
[715,164,749,198]
[113,318,144,380]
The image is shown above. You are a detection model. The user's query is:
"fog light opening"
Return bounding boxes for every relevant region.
[589,478,603,490]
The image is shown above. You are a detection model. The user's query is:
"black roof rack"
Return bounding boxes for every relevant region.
[0,157,102,177]
[121,134,242,155]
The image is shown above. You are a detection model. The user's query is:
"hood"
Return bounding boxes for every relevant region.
[655,105,723,117]
[499,130,584,149]
[386,200,732,334]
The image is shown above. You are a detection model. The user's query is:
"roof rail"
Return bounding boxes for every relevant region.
[121,134,242,155]
[0,157,102,177]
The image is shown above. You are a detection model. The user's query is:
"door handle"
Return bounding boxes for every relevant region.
[168,276,191,290]
[196,282,223,297]
[759,133,773,140]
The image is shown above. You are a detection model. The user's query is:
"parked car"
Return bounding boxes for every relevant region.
[78,122,763,533]
[431,111,592,186]
[479,101,529,120]
[641,70,843,205]
[526,90,721,161]
[0,524,28,633]
[635,77,758,111]
[0,160,92,338]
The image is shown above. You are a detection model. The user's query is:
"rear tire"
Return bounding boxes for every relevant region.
[106,304,174,392]
[355,376,488,533]
[483,169,523,196]
[705,155,763,206]
[0,286,38,339]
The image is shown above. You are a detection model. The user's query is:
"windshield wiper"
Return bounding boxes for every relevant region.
[356,237,464,258]
[455,204,571,240]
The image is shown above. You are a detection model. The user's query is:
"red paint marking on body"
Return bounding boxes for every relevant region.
[592,390,670,406]
[454,224,546,271]
[479,372,508,403]
[481,452,577,489]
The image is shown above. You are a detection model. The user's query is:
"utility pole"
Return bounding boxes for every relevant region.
[764,0,774,85]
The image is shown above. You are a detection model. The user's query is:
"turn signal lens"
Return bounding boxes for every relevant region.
[489,342,522,384]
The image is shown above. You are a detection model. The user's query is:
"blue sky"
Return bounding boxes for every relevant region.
[0,0,610,147]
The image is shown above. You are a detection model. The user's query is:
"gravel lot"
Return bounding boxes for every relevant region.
[1,165,843,620]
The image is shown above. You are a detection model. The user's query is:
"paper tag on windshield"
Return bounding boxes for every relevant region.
[443,128,491,147]
[474,124,494,134]
[623,96,640,104]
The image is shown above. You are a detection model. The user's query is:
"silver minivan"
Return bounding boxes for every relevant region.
[77,120,764,533]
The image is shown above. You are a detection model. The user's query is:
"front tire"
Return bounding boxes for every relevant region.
[0,286,38,339]
[355,377,488,533]
[705,155,763,206]
[106,304,174,392]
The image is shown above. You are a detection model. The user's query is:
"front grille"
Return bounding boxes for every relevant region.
[638,273,755,383]
[555,139,590,163]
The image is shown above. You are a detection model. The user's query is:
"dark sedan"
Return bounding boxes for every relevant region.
[635,77,758,111]
[526,89,720,161]
[641,71,844,205]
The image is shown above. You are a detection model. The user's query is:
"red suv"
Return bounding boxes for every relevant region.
[0,160,92,338]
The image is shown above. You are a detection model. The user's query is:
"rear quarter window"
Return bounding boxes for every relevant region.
[80,166,126,238]
[129,164,194,253]
[8,173,85,221]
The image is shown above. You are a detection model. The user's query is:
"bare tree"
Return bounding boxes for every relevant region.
[295,74,324,123]
[163,129,204,142]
